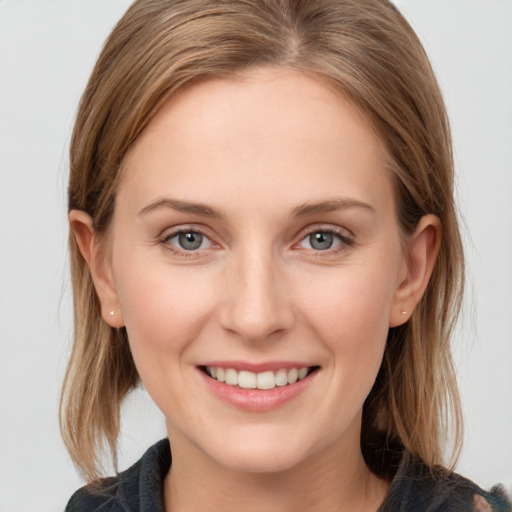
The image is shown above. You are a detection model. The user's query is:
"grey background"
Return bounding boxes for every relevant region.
[0,1,511,510]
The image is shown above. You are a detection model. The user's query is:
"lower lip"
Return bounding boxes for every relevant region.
[199,369,317,412]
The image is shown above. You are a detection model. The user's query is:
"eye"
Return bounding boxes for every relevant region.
[307,231,337,251]
[163,230,213,252]
[298,229,351,252]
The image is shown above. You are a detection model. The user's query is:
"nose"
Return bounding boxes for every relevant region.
[218,250,295,343]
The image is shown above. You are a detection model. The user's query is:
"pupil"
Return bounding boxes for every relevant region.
[179,232,203,250]
[310,232,333,250]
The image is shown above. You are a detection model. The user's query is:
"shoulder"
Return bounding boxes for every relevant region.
[472,486,512,512]
[380,451,511,512]
[64,439,171,512]
[65,476,124,512]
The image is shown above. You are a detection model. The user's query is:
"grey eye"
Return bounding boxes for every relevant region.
[177,232,204,250]
[308,231,334,250]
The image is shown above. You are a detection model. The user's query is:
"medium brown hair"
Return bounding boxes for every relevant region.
[61,0,464,482]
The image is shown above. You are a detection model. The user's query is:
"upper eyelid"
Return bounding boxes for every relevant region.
[295,224,353,241]
[160,224,214,240]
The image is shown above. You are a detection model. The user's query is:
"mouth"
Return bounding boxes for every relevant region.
[200,365,320,390]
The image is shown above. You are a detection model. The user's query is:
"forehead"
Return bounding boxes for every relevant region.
[120,67,393,215]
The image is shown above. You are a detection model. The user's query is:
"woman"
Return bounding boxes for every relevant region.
[61,0,511,510]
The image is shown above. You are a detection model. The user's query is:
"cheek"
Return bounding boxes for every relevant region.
[295,261,397,380]
[113,261,221,416]
[299,265,396,339]
[113,256,218,362]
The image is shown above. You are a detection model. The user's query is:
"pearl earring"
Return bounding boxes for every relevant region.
[401,311,408,315]
[109,310,115,316]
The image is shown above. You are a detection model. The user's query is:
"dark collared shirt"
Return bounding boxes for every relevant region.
[65,439,511,512]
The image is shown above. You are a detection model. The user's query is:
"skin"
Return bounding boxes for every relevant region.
[71,67,440,511]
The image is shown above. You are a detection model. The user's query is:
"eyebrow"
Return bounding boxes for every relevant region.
[291,198,376,217]
[138,198,224,218]
[138,196,375,219]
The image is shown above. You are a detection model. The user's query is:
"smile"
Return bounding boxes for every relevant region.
[203,366,317,390]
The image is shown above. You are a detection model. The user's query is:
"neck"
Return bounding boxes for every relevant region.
[163,428,389,512]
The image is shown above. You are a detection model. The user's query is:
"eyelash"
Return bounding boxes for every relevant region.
[296,227,354,255]
[158,227,214,259]
[157,226,354,258]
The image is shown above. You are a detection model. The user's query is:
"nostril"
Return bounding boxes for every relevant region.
[218,298,295,343]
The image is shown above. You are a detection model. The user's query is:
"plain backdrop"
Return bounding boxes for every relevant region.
[0,1,511,510]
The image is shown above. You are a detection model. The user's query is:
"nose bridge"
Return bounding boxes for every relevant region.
[219,240,294,342]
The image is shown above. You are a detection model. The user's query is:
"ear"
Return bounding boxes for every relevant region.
[69,210,125,328]
[389,214,441,327]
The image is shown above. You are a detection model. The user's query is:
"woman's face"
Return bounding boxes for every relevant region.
[99,68,412,472]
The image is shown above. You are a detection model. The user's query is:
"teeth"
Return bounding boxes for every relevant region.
[225,368,238,386]
[206,366,312,389]
[239,370,256,389]
[275,369,288,387]
[256,371,275,390]
[287,368,298,384]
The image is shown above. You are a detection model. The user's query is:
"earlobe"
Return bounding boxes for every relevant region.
[389,214,441,327]
[69,210,125,328]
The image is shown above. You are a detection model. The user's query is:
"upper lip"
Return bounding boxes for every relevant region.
[198,361,317,373]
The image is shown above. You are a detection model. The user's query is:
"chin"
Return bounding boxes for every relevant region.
[202,427,319,474]
[215,446,306,474]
